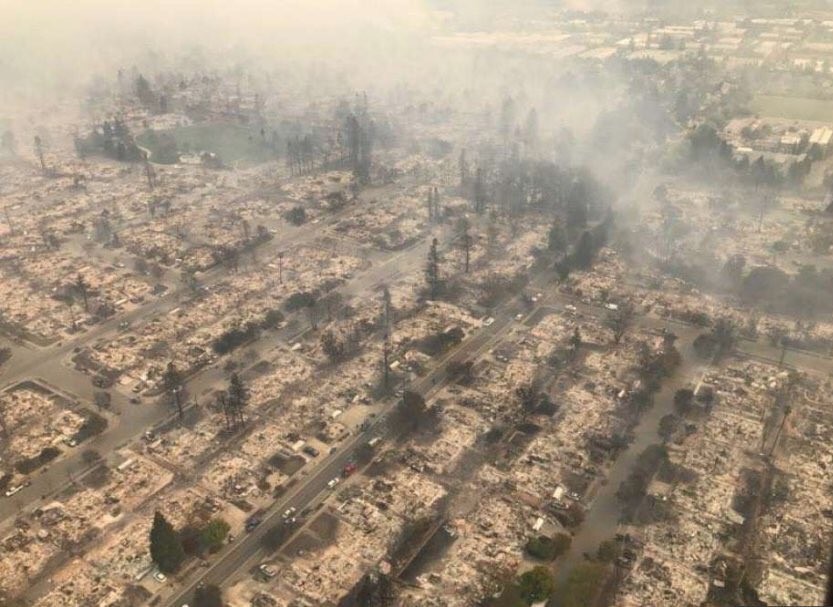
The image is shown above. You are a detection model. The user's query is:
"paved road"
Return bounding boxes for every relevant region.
[165,265,833,602]
[0,177,429,522]
[164,274,548,606]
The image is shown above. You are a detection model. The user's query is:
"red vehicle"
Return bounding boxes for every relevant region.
[342,462,357,477]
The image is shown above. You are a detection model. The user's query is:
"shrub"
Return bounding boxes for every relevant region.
[285,206,306,226]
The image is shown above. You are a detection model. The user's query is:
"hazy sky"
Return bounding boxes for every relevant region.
[1,0,446,92]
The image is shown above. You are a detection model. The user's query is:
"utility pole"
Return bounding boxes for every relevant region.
[382,285,392,330]
[768,404,791,458]
[381,286,392,389]
[144,153,156,191]
[3,206,13,235]
[778,337,787,368]
[426,238,440,299]
[383,331,391,390]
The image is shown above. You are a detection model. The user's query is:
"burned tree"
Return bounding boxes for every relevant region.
[570,327,582,353]
[74,273,90,312]
[321,330,346,362]
[605,301,635,345]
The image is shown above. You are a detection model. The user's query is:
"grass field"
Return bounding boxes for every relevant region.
[137,123,277,166]
[751,94,833,122]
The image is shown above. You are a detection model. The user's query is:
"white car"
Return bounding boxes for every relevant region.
[565,304,577,312]
[153,571,167,583]
[515,313,524,321]
[327,477,340,489]
[604,303,619,311]
[259,563,277,578]
[483,317,495,327]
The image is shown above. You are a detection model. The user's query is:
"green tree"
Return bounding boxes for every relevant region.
[227,372,248,426]
[149,511,185,573]
[286,206,307,226]
[673,388,694,416]
[605,301,635,345]
[200,518,230,553]
[658,413,680,442]
[425,238,442,299]
[456,217,472,273]
[162,361,184,420]
[596,538,621,562]
[547,219,567,254]
[193,584,223,607]
[74,273,89,312]
[572,230,595,269]
[525,533,571,561]
[517,566,554,604]
[321,330,345,362]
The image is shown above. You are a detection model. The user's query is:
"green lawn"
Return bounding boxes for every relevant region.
[137,123,278,166]
[750,95,833,122]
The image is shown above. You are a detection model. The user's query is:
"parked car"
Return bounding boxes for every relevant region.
[258,563,277,578]
[245,516,262,532]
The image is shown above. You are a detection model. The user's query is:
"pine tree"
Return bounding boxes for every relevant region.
[149,511,185,573]
[473,167,486,214]
[459,149,470,189]
[162,361,183,420]
[572,230,595,269]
